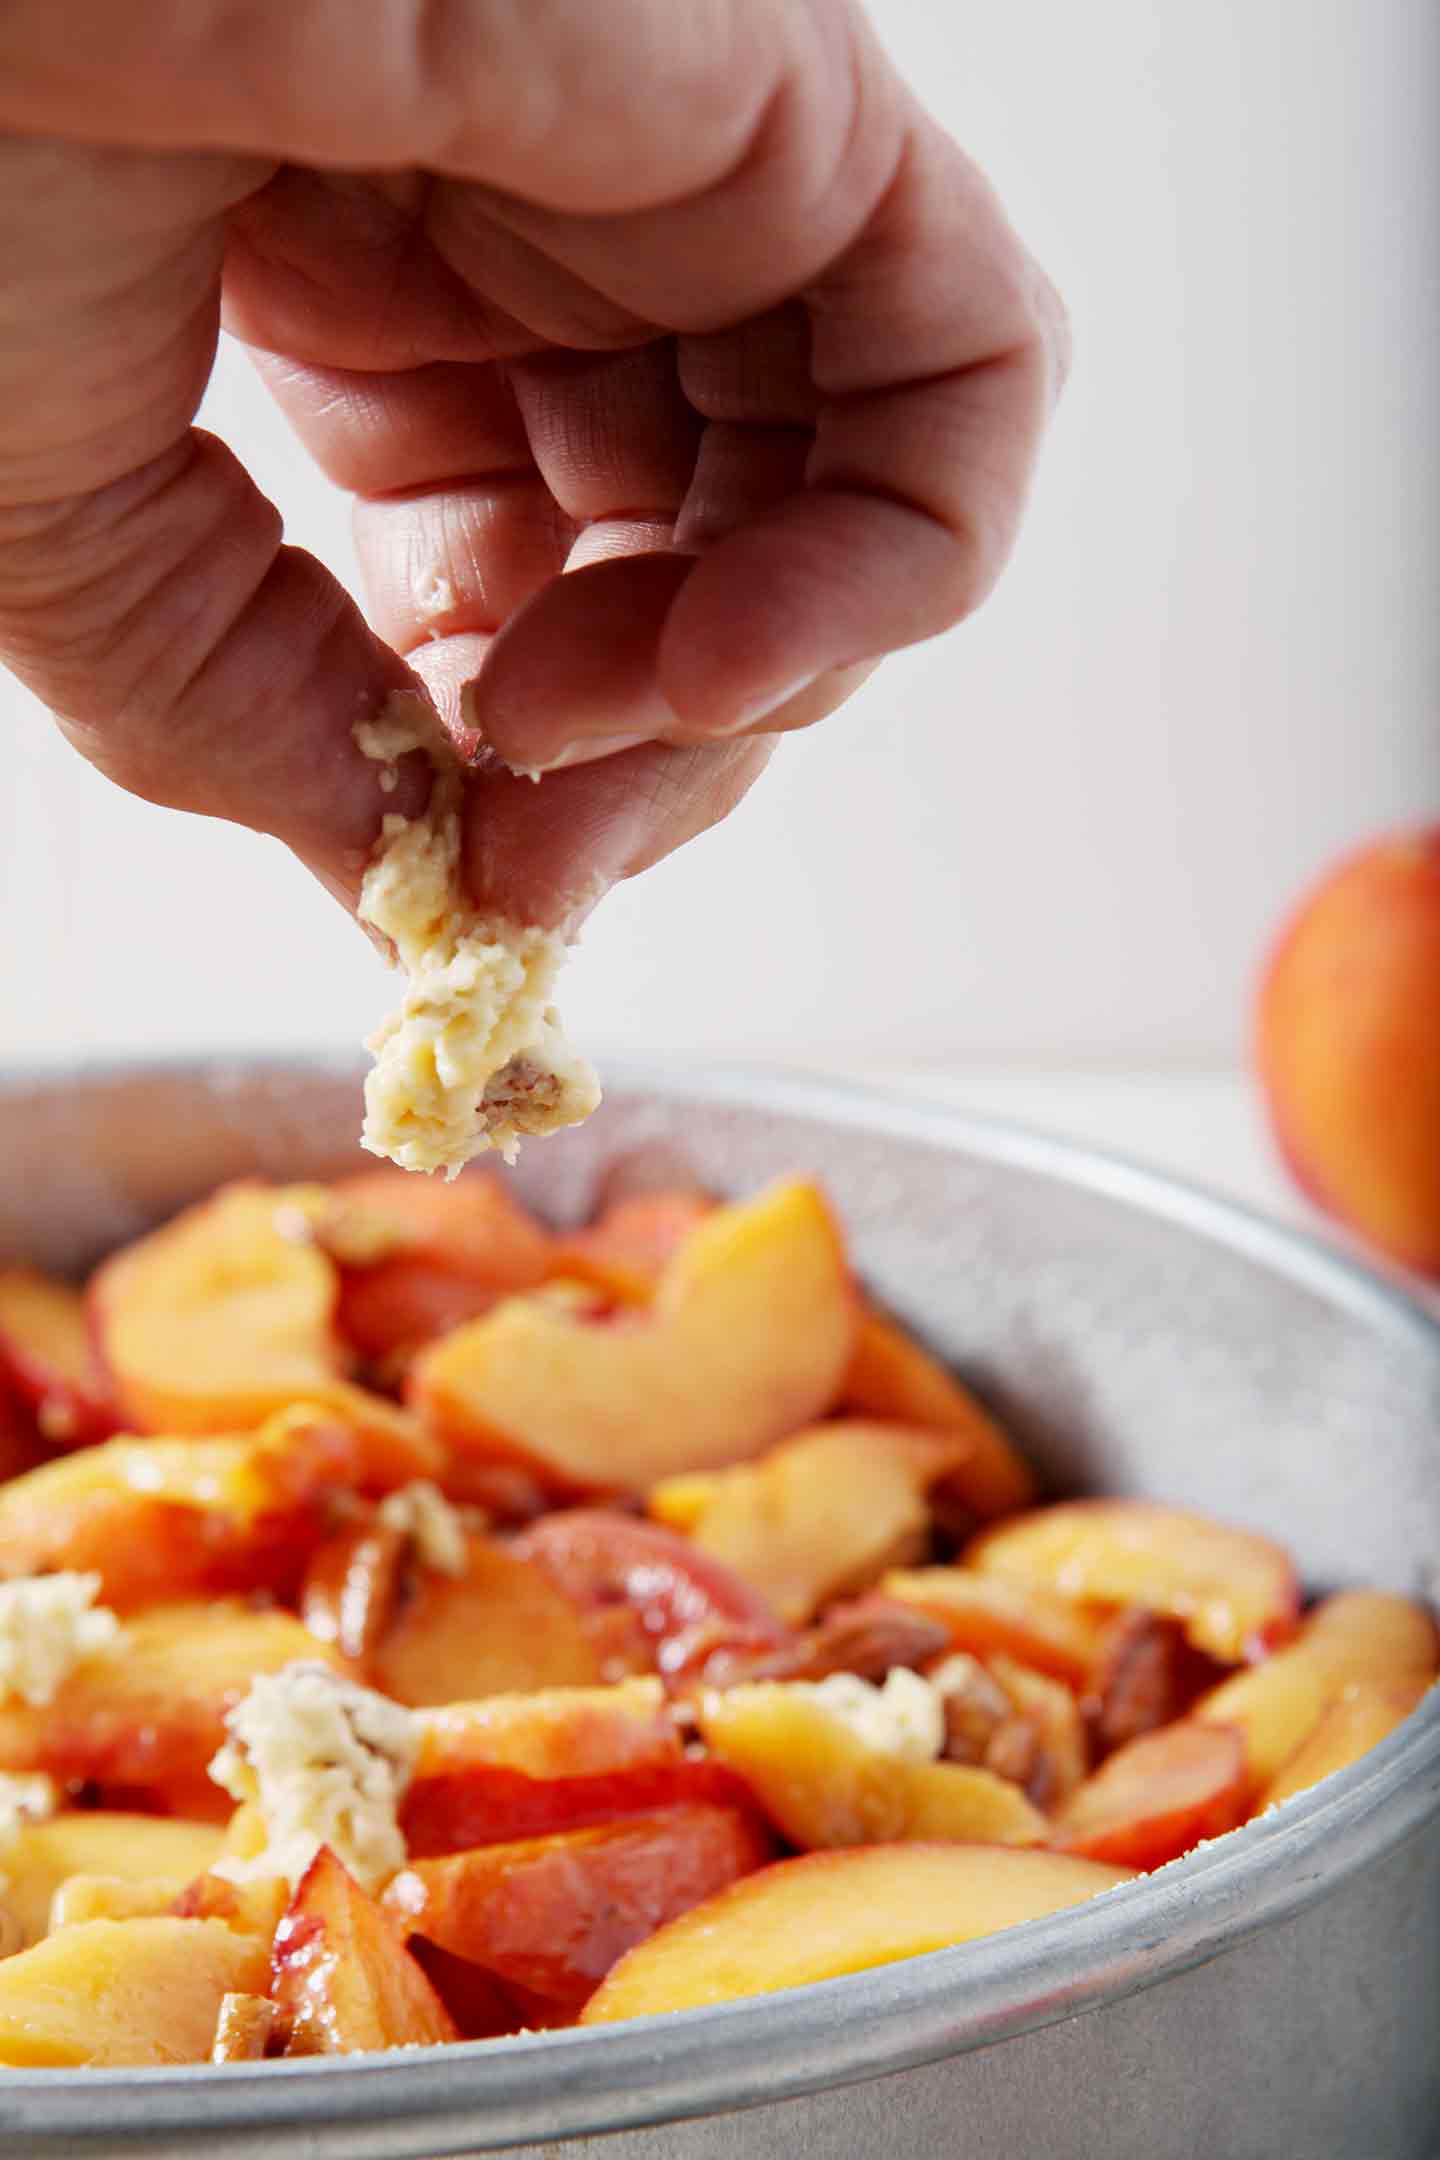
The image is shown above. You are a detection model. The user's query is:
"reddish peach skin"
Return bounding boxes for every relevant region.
[582,1844,1134,2020]
[385,1803,773,2010]
[966,1500,1300,1665]
[327,1169,554,1287]
[1052,1722,1249,1869]
[409,1179,857,1494]
[334,1263,498,1370]
[272,1847,458,2054]
[402,1680,759,1856]
[838,1305,1036,1519]
[513,1512,790,1678]
[0,1382,45,1483]
[1257,827,1440,1274]
[552,1191,717,1306]
[0,1268,119,1447]
[326,1170,553,1365]
[0,1421,366,1611]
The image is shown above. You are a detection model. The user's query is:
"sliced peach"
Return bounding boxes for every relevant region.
[371,1535,602,1706]
[513,1511,788,1678]
[0,1917,268,2067]
[410,1178,856,1492]
[839,1305,1036,1518]
[966,1501,1299,1664]
[664,1422,969,1628]
[91,1181,344,1429]
[1196,1589,1439,1786]
[1257,826,1440,1273]
[1052,1722,1248,1868]
[0,1599,346,1816]
[385,1803,772,2009]
[1260,1679,1433,1809]
[171,1871,290,1943]
[325,1169,554,1287]
[210,1992,277,2062]
[553,1191,716,1305]
[415,1679,677,1783]
[325,1170,552,1366]
[0,1267,118,1447]
[335,1263,498,1369]
[272,1846,458,2055]
[4,1812,224,1946]
[403,1681,748,1856]
[882,1567,1106,1687]
[582,1842,1133,2020]
[0,1414,361,1610]
[696,1683,1046,1850]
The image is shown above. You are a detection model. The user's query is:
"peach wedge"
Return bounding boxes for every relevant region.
[1259,1679,1433,1809]
[0,1917,268,2067]
[658,1421,969,1628]
[966,1500,1299,1664]
[696,1683,1047,1850]
[411,1179,856,1491]
[1195,1589,1438,1788]
[581,1843,1132,2020]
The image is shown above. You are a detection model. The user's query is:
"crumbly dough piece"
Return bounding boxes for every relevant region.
[209,1662,418,1894]
[356,695,600,1176]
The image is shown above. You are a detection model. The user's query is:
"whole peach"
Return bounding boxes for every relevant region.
[1257,828,1440,1274]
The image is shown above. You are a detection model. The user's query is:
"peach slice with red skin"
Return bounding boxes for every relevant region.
[272,1846,458,2054]
[1194,1589,1439,1787]
[839,1305,1036,1519]
[323,1168,553,1364]
[0,1414,371,1610]
[581,1842,1134,2020]
[409,1179,856,1493]
[552,1190,716,1306]
[0,1267,118,1447]
[652,1422,971,1628]
[696,1683,1047,1850]
[385,1803,773,2010]
[965,1500,1299,1664]
[882,1567,1107,1688]
[1051,1721,1248,1868]
[1259,1678,1432,1809]
[371,1535,603,1706]
[1256,826,1440,1273]
[0,1599,348,1817]
[403,1680,749,1856]
[513,1511,789,1678]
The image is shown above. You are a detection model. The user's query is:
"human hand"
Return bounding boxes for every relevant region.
[0,0,1065,932]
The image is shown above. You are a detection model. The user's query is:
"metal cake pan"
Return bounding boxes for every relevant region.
[0,1056,1435,2160]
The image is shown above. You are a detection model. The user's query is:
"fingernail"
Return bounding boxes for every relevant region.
[726,674,820,732]
[531,730,653,772]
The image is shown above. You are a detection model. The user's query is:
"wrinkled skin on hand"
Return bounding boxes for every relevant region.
[0,0,1065,933]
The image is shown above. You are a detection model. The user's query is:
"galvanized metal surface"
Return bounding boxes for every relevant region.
[0,1057,1435,2160]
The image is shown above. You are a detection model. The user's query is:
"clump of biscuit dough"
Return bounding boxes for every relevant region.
[356,695,600,1176]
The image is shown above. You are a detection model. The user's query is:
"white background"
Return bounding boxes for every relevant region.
[2,0,1436,1072]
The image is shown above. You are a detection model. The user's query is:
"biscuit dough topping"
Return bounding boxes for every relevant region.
[209,1662,418,1893]
[356,696,600,1176]
[0,1574,121,1708]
